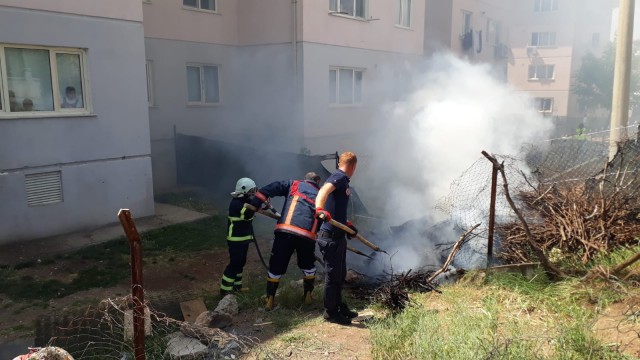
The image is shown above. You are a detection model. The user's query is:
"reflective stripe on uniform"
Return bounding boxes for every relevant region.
[285,196,298,224]
[275,223,317,240]
[235,273,243,285]
[268,272,283,279]
[220,274,235,291]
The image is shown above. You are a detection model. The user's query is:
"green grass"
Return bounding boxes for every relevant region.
[369,270,635,360]
[0,217,227,302]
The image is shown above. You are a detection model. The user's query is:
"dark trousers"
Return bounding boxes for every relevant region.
[317,229,347,314]
[220,241,250,292]
[268,232,316,276]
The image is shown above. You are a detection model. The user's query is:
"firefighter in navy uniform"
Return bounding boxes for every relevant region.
[315,152,359,325]
[254,172,322,311]
[219,177,264,295]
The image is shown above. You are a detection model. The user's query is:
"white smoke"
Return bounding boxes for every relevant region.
[365,53,552,225]
[352,54,553,274]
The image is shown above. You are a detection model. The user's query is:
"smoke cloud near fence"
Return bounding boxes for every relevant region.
[351,54,555,275]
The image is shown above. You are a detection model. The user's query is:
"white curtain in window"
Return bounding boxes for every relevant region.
[339,68,353,104]
[57,53,84,109]
[5,48,54,112]
[187,66,201,102]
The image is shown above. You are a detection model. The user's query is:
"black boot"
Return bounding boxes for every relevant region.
[265,279,279,311]
[323,310,352,325]
[339,302,358,319]
[303,276,315,305]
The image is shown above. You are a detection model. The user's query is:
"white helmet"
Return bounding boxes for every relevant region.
[231,177,257,197]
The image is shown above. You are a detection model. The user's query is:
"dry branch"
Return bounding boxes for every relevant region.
[482,151,566,279]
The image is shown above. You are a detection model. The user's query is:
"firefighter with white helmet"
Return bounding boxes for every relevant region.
[219,177,263,295]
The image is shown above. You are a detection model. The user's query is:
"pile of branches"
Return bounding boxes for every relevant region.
[498,147,640,265]
[369,269,440,312]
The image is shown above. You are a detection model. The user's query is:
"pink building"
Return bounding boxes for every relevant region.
[142,0,426,191]
[507,0,613,124]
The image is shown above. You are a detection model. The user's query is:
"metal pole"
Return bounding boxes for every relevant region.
[118,209,146,360]
[487,163,498,265]
[609,0,635,160]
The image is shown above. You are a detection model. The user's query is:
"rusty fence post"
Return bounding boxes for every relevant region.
[482,151,498,266]
[118,209,146,360]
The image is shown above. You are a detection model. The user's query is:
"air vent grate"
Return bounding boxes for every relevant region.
[25,171,63,206]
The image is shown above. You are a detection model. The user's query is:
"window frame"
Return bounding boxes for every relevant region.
[186,63,221,106]
[146,60,154,107]
[486,19,501,45]
[0,43,91,118]
[329,0,367,20]
[396,0,412,28]
[534,0,559,12]
[329,67,364,107]
[183,0,218,13]
[535,97,554,113]
[528,64,555,81]
[531,31,557,47]
[461,10,473,36]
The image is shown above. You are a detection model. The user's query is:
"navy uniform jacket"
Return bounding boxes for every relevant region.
[227,195,263,241]
[256,180,320,240]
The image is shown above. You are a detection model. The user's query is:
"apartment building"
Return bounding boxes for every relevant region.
[424,0,512,78]
[507,0,613,122]
[143,0,425,191]
[0,1,154,244]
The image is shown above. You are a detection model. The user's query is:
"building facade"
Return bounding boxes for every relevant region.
[143,0,426,191]
[0,1,155,244]
[507,0,612,121]
[424,0,512,77]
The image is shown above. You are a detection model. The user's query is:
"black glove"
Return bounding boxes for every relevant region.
[346,221,358,239]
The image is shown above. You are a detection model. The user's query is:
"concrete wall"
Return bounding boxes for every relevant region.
[0,6,153,243]
[301,0,425,54]
[507,0,613,118]
[143,0,238,44]
[145,37,298,192]
[0,0,142,21]
[301,42,422,153]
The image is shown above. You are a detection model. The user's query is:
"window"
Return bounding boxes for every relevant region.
[183,0,216,11]
[186,64,219,105]
[486,19,501,45]
[531,32,556,46]
[0,44,89,116]
[461,11,472,36]
[592,33,600,47]
[146,60,154,106]
[535,98,553,113]
[397,0,412,27]
[528,65,555,80]
[534,0,558,12]
[330,0,366,19]
[329,67,363,105]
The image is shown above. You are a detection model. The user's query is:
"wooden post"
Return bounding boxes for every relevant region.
[118,209,145,360]
[487,162,498,266]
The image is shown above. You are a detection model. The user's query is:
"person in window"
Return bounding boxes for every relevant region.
[9,90,22,112]
[22,99,34,111]
[61,86,83,108]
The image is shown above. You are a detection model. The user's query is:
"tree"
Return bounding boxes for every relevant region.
[572,42,640,115]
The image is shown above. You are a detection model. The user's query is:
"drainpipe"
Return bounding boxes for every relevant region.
[292,0,300,150]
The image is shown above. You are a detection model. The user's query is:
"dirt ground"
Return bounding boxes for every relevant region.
[0,236,372,359]
[592,296,640,358]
